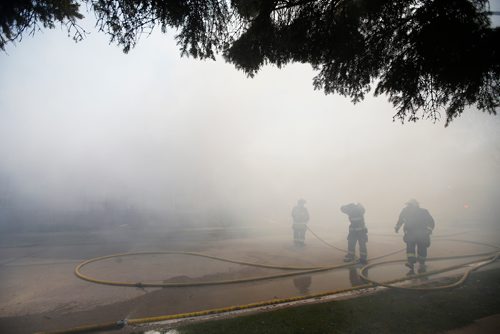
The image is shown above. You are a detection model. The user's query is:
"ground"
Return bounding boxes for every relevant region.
[0,223,498,333]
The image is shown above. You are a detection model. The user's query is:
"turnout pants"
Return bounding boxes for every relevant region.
[293,223,307,245]
[404,233,430,265]
[346,231,368,260]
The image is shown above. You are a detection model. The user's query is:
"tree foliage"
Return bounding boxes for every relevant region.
[1,0,498,125]
[0,1,85,45]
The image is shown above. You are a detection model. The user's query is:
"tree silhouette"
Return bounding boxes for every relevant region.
[1,0,498,125]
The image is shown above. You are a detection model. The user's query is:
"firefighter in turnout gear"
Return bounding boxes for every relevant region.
[292,199,309,246]
[395,199,435,274]
[341,203,368,264]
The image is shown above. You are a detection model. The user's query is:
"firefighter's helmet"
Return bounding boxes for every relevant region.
[406,198,419,207]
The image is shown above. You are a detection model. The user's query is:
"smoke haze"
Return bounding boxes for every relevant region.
[0,21,499,233]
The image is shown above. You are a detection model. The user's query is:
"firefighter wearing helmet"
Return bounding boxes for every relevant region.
[341,202,368,264]
[292,199,309,246]
[395,199,435,274]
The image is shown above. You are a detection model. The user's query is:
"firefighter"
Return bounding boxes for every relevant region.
[341,203,368,264]
[395,199,435,273]
[292,199,309,246]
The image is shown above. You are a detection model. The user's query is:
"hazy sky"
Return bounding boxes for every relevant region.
[0,11,499,229]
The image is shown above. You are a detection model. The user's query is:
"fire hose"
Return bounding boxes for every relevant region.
[37,228,499,334]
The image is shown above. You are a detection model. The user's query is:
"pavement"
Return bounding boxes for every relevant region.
[0,224,498,333]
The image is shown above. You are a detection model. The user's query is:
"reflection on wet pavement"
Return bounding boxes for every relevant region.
[293,275,312,294]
